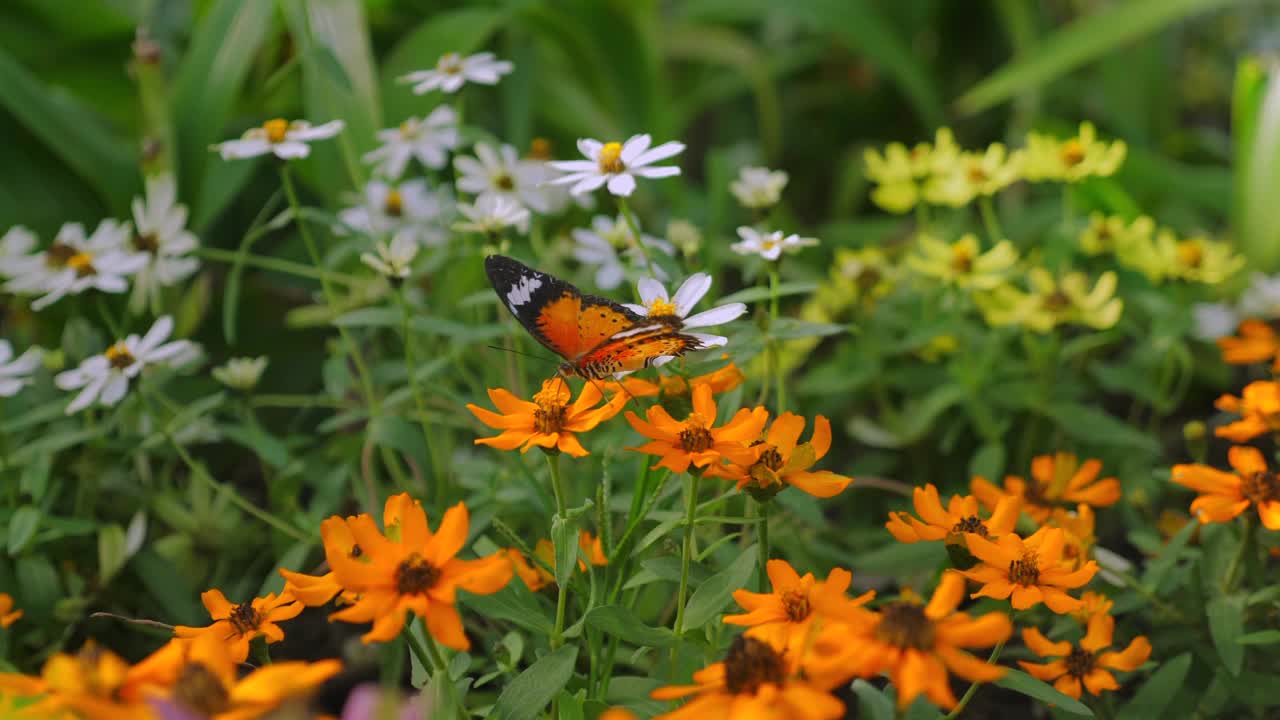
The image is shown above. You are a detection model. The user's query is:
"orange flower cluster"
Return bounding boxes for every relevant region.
[0,592,21,628]
[1214,380,1280,443]
[972,452,1120,522]
[1020,613,1151,699]
[467,377,627,457]
[1216,319,1280,370]
[1172,445,1280,528]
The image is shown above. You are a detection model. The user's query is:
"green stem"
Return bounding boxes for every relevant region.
[195,247,362,287]
[756,499,771,592]
[944,639,1005,719]
[1224,514,1256,592]
[979,195,1005,241]
[547,452,569,651]
[616,197,657,278]
[405,625,466,720]
[673,472,701,637]
[396,286,440,496]
[768,266,785,413]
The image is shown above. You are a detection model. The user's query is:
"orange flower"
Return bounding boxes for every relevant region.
[619,362,745,399]
[886,484,1019,546]
[0,592,22,628]
[1172,445,1280,528]
[704,413,852,499]
[1214,381,1280,442]
[805,572,1011,710]
[961,527,1098,613]
[173,589,302,663]
[578,530,607,566]
[971,452,1120,522]
[280,516,357,606]
[625,383,768,473]
[1071,591,1114,625]
[506,531,605,592]
[1048,504,1096,570]
[1019,613,1151,699]
[600,709,638,720]
[724,560,873,658]
[0,641,145,720]
[126,633,341,720]
[1217,320,1280,367]
[324,495,512,647]
[467,377,626,457]
[651,634,845,719]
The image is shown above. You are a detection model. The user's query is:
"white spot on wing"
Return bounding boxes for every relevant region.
[506,275,543,312]
[610,323,663,339]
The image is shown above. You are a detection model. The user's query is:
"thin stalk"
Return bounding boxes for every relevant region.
[404,624,466,720]
[396,286,440,496]
[673,473,701,636]
[979,195,1005,241]
[944,639,1005,719]
[616,197,657,278]
[768,266,785,412]
[755,499,771,592]
[195,247,362,287]
[1224,514,1256,592]
[547,452,569,650]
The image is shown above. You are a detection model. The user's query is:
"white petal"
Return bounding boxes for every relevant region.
[273,142,312,159]
[55,367,89,390]
[682,303,747,328]
[547,160,598,173]
[620,134,652,164]
[650,355,675,367]
[289,120,344,140]
[217,138,271,159]
[577,138,603,160]
[145,339,194,365]
[631,141,685,167]
[570,174,608,196]
[0,340,11,364]
[622,303,648,315]
[3,347,42,375]
[99,373,131,407]
[632,166,681,179]
[596,262,625,290]
[761,245,783,261]
[671,273,712,316]
[0,379,26,397]
[688,332,728,348]
[637,277,668,305]
[606,173,636,196]
[138,316,175,354]
[66,375,107,414]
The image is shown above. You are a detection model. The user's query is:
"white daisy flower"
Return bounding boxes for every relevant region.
[730,166,789,209]
[212,118,344,161]
[1192,302,1240,342]
[453,193,530,235]
[212,356,268,392]
[0,226,40,277]
[622,273,748,361]
[129,173,200,313]
[1239,273,1280,319]
[54,315,197,414]
[363,106,460,179]
[0,341,42,397]
[338,179,453,247]
[400,52,513,94]
[5,221,149,311]
[548,134,685,197]
[454,143,550,213]
[571,214,673,290]
[731,227,819,261]
[360,230,420,281]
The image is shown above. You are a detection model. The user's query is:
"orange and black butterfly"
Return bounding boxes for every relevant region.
[485,255,704,380]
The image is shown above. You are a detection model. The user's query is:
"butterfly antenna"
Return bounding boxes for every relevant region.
[485,344,559,366]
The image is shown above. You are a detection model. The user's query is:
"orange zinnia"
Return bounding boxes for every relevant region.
[173,589,302,663]
[886,483,1019,546]
[619,362,745,399]
[1217,319,1280,367]
[704,413,852,499]
[971,452,1120,522]
[1214,381,1280,442]
[1019,613,1151,699]
[651,634,845,719]
[505,546,553,592]
[127,633,341,720]
[1048,504,1096,570]
[280,516,357,606]
[467,377,626,457]
[625,383,768,473]
[325,495,512,647]
[1071,591,1114,625]
[0,592,21,627]
[724,560,873,658]
[506,531,606,592]
[0,641,145,720]
[805,572,1012,710]
[1171,445,1280,528]
[961,527,1098,613]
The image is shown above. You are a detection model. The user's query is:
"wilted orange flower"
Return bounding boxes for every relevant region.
[724,560,872,658]
[1172,445,1280,528]
[280,516,357,606]
[625,383,768,473]
[651,634,845,719]
[1214,381,1280,442]
[1217,320,1280,367]
[1048,504,1095,570]
[704,413,852,499]
[467,377,626,457]
[1072,591,1114,625]
[325,495,512,647]
[0,641,145,720]
[173,590,303,663]
[1019,613,1151,699]
[619,362,745,399]
[126,633,341,720]
[0,593,21,627]
[961,527,1098,613]
[886,483,1019,546]
[972,453,1120,522]
[806,572,1012,710]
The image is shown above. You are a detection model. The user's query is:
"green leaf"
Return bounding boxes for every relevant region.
[718,282,819,305]
[680,544,756,632]
[1041,403,1159,454]
[968,442,1005,483]
[1234,57,1280,272]
[551,514,579,588]
[584,605,677,648]
[851,679,895,720]
[956,0,1240,114]
[379,9,507,124]
[219,423,293,470]
[131,548,204,626]
[368,416,428,469]
[852,541,947,576]
[97,524,127,583]
[1139,518,1198,592]
[995,669,1094,717]
[491,645,578,720]
[1207,595,1246,675]
[7,506,41,556]
[1237,630,1280,645]
[459,581,552,636]
[1116,653,1191,720]
[769,319,848,341]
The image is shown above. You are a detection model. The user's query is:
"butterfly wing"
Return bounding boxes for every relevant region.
[575,329,706,379]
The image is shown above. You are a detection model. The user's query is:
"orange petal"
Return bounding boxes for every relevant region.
[488,387,537,415]
[937,645,1006,682]
[767,413,806,455]
[965,533,1019,567]
[1021,627,1071,658]
[1018,659,1066,682]
[785,470,852,498]
[1229,445,1269,476]
[1097,635,1151,671]
[1082,668,1119,696]
[810,415,832,459]
[692,383,717,424]
[937,612,1012,648]
[199,588,233,620]
[1067,478,1120,507]
[1080,613,1115,653]
[424,503,469,566]
[426,602,470,651]
[1053,674,1083,699]
[924,571,965,620]
[987,495,1020,536]
[913,484,954,528]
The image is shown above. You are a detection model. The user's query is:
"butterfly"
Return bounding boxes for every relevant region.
[485,255,705,380]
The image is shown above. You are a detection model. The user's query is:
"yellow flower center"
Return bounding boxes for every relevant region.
[722,636,787,696]
[1043,290,1072,312]
[762,239,779,253]
[646,298,679,317]
[529,137,553,160]
[756,444,784,472]
[1241,471,1280,506]
[398,119,419,138]
[678,417,714,453]
[534,402,568,434]
[133,232,159,254]
[45,242,77,268]
[227,602,261,636]
[1008,551,1041,586]
[1177,241,1203,269]
[438,54,463,74]
[173,662,230,717]
[950,245,974,273]
[384,189,403,217]
[875,602,936,650]
[395,552,442,595]
[1064,646,1096,679]
[105,343,135,370]
[967,163,988,184]
[950,515,989,537]
[1061,140,1085,167]
[598,142,625,174]
[493,172,515,191]
[780,589,810,622]
[68,252,96,277]
[263,118,289,144]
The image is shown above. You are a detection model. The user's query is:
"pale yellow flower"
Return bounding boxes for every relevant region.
[977,270,1123,333]
[1117,230,1243,285]
[1078,213,1155,257]
[906,233,1018,290]
[1023,122,1126,183]
[925,144,1023,207]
